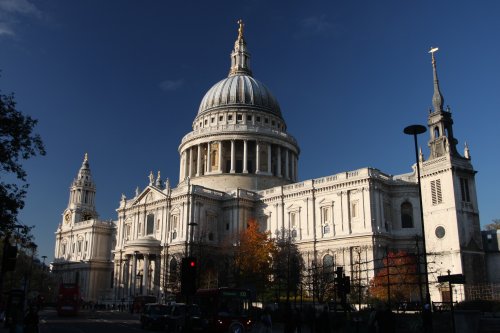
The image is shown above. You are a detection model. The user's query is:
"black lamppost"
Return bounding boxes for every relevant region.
[404,124,433,330]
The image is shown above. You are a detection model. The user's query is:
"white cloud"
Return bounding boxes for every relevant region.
[0,21,14,36]
[0,0,41,17]
[159,79,184,91]
[0,0,42,37]
[299,15,333,36]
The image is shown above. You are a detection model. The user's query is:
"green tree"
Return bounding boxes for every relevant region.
[272,230,305,303]
[0,89,45,235]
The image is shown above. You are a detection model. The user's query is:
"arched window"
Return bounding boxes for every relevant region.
[401,202,414,228]
[169,258,178,283]
[323,254,334,281]
[434,126,440,139]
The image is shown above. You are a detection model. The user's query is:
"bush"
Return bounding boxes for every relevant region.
[455,300,500,312]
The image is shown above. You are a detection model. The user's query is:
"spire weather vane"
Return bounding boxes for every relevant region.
[429,46,439,62]
[237,19,244,39]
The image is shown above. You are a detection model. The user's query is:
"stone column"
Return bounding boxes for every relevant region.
[256,142,260,173]
[230,140,235,173]
[207,142,211,174]
[123,257,129,299]
[267,144,272,174]
[277,146,282,177]
[179,151,184,182]
[196,144,201,176]
[243,140,248,173]
[155,255,160,296]
[285,149,290,179]
[218,141,223,173]
[143,254,150,295]
[187,148,192,178]
[131,252,138,296]
[291,153,295,181]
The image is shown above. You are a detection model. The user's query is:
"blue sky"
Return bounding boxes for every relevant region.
[1,0,499,261]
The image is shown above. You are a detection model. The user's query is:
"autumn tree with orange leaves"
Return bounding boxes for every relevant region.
[234,218,276,295]
[368,250,421,303]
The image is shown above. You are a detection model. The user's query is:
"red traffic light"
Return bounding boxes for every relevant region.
[190,260,196,267]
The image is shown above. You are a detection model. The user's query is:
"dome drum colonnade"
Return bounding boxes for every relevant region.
[178,19,300,190]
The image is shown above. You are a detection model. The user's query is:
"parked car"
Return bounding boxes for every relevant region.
[140,303,171,330]
[165,303,206,333]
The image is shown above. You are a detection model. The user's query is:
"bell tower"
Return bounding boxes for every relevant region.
[420,48,485,302]
[62,153,98,226]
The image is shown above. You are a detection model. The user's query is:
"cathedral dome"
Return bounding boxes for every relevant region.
[178,21,300,192]
[198,74,282,118]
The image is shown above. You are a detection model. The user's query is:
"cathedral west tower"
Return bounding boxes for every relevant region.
[53,154,115,302]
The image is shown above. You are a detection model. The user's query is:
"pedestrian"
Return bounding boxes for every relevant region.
[317,306,330,333]
[24,306,39,333]
[367,306,377,333]
[374,304,394,333]
[422,304,432,332]
[260,308,272,333]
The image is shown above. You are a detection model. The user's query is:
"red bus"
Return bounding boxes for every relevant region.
[57,283,81,316]
[194,288,253,333]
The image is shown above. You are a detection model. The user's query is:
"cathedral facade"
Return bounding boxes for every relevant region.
[54,23,485,304]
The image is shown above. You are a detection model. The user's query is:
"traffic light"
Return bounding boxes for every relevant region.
[343,276,351,294]
[2,244,18,272]
[334,266,343,285]
[181,257,197,296]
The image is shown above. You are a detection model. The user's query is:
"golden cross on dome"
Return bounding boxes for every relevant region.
[237,19,244,39]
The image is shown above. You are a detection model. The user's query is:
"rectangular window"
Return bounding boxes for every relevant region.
[247,115,252,121]
[460,178,470,202]
[351,201,358,218]
[256,116,261,122]
[290,212,297,227]
[146,214,155,235]
[321,207,329,223]
[219,115,223,122]
[171,215,178,230]
[431,179,443,205]
[228,115,233,121]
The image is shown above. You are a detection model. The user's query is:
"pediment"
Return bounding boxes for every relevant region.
[317,198,334,206]
[286,203,302,212]
[132,186,167,206]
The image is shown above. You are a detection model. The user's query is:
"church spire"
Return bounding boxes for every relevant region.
[429,47,444,112]
[426,48,459,159]
[228,19,252,77]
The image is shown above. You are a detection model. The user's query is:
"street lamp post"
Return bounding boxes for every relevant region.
[404,124,433,330]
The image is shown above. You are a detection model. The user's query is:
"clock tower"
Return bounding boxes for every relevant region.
[53,153,115,302]
[62,153,98,226]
